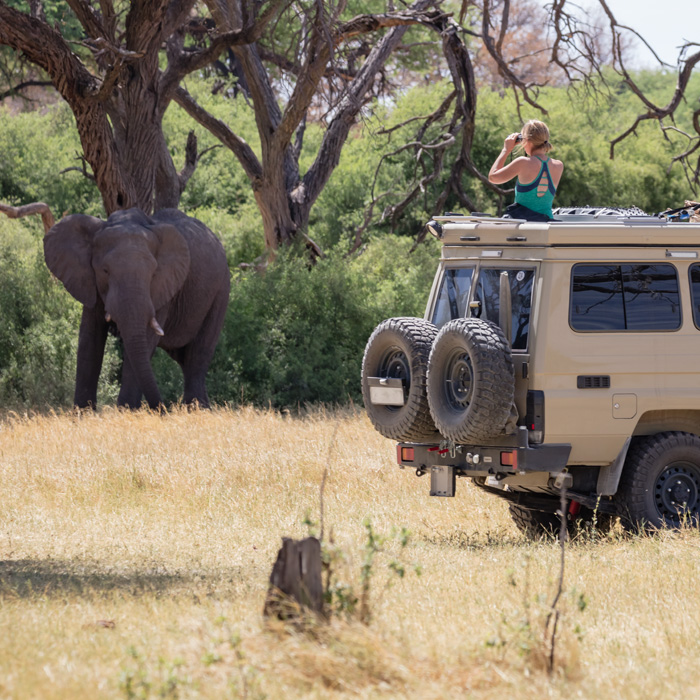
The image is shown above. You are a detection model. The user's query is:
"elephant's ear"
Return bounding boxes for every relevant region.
[150,222,191,310]
[44,214,102,307]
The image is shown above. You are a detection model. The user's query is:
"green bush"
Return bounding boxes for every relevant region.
[199,235,439,407]
[0,102,103,216]
[0,218,77,407]
[0,217,120,409]
[2,67,699,410]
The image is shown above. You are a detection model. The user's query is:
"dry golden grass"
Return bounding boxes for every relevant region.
[2,405,700,698]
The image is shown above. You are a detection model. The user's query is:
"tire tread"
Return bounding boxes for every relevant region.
[361,317,438,441]
[427,318,514,443]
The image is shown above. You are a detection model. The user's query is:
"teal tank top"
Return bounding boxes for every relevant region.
[515,156,556,219]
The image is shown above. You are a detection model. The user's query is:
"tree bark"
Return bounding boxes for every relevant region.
[0,201,55,233]
[202,0,436,252]
[0,0,282,216]
[264,537,325,620]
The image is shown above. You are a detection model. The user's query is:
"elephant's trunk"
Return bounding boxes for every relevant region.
[121,326,163,410]
[107,283,163,410]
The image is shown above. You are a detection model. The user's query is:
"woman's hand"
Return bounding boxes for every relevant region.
[503,132,521,153]
[489,133,524,184]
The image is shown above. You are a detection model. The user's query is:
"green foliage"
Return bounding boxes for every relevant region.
[0,102,103,216]
[0,217,119,408]
[190,204,266,268]
[471,73,700,214]
[164,81,259,218]
[2,67,699,409]
[0,218,77,407]
[200,235,439,408]
[309,79,457,249]
[118,646,187,700]
[5,0,82,37]
[317,516,421,624]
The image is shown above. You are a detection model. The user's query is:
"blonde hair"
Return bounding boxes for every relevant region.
[521,120,552,153]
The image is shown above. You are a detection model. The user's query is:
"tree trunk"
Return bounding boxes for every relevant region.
[264,537,325,620]
[253,173,299,250]
[0,2,184,217]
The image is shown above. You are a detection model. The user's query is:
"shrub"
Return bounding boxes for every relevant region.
[0,102,103,216]
[0,217,119,408]
[195,235,440,408]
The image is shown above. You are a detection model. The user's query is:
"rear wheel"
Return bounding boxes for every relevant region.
[508,502,616,540]
[616,432,700,530]
[508,503,563,540]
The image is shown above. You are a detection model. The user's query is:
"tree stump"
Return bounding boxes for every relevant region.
[263,537,324,620]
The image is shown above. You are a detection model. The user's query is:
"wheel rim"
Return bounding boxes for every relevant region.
[379,346,410,409]
[442,349,474,411]
[654,461,700,523]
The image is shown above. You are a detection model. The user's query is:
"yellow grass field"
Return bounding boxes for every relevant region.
[2,406,700,699]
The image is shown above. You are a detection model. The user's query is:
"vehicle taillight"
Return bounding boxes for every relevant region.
[397,446,415,463]
[526,390,545,444]
[500,451,517,468]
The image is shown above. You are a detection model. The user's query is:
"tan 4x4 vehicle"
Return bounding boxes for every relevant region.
[361,210,700,536]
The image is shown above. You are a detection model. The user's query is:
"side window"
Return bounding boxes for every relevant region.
[622,264,680,330]
[570,265,625,331]
[472,268,535,350]
[689,265,700,328]
[431,268,474,328]
[571,264,681,331]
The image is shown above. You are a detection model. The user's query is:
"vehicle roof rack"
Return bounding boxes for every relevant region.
[432,214,526,225]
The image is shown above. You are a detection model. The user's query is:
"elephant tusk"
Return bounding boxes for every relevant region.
[105,313,111,322]
[150,317,165,336]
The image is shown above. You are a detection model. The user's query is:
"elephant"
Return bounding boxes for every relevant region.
[44,208,231,409]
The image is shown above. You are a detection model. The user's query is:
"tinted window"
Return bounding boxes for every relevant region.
[472,268,535,350]
[690,265,700,328]
[571,265,626,331]
[571,264,680,331]
[622,265,680,330]
[431,268,474,328]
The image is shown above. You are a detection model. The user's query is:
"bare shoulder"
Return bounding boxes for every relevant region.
[548,157,564,187]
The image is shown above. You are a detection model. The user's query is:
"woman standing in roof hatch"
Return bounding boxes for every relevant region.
[488,119,564,221]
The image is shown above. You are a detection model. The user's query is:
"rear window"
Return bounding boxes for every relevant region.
[570,264,681,331]
[472,268,535,350]
[431,268,474,327]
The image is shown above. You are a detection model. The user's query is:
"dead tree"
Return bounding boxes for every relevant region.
[549,0,700,193]
[263,537,325,620]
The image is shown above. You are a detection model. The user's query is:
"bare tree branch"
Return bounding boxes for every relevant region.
[609,49,700,159]
[173,85,263,182]
[66,0,109,42]
[0,79,53,100]
[481,0,547,115]
[0,201,55,233]
[59,152,97,182]
[161,0,286,101]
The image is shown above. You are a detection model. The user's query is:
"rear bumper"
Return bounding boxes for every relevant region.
[396,439,572,477]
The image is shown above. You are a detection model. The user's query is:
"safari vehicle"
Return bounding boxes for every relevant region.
[361,208,700,536]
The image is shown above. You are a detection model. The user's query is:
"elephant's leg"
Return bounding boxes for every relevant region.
[181,291,228,407]
[74,304,109,409]
[118,350,143,409]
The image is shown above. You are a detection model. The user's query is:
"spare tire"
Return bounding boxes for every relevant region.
[427,318,514,443]
[361,317,438,441]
